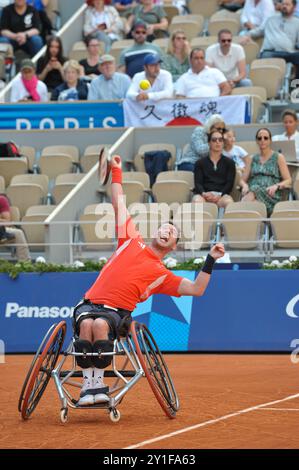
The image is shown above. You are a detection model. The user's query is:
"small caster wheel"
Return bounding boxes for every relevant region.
[60,408,68,423]
[109,409,121,423]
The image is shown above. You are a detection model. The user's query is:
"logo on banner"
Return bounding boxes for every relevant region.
[5,302,73,319]
[286,294,299,319]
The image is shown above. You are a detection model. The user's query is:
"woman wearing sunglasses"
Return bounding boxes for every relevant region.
[193,129,236,208]
[241,128,292,215]
[162,29,190,83]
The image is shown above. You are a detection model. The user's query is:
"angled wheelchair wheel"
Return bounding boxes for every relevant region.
[18,321,66,420]
[131,321,179,419]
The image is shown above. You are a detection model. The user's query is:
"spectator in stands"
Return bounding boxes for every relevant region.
[126,0,168,41]
[27,1,52,41]
[193,129,236,208]
[0,194,31,261]
[113,0,139,17]
[260,0,299,78]
[79,37,102,79]
[0,1,12,18]
[10,58,48,102]
[51,60,89,101]
[206,29,252,89]
[218,0,245,12]
[126,52,173,101]
[0,0,44,57]
[175,48,231,99]
[118,20,162,77]
[275,0,299,17]
[223,128,249,170]
[178,114,227,171]
[241,127,292,215]
[156,1,187,14]
[83,0,124,52]
[162,29,190,83]
[273,108,299,161]
[88,53,131,99]
[239,0,275,42]
[36,35,66,92]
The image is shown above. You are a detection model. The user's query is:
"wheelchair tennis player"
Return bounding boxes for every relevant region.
[73,155,225,406]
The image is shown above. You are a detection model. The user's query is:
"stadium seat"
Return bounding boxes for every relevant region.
[52,173,86,204]
[81,144,110,173]
[122,181,147,205]
[225,201,267,218]
[131,143,177,172]
[79,203,115,250]
[222,207,265,249]
[0,175,5,193]
[190,36,217,50]
[0,157,28,187]
[69,41,104,61]
[19,146,36,172]
[152,180,191,204]
[6,183,47,217]
[249,59,287,99]
[233,37,260,65]
[173,203,217,249]
[163,5,179,22]
[236,141,258,156]
[169,15,204,40]
[41,145,79,163]
[10,206,20,222]
[188,0,218,18]
[231,86,268,123]
[21,205,57,250]
[39,154,74,180]
[270,201,299,248]
[208,18,240,36]
[153,38,169,52]
[156,170,194,190]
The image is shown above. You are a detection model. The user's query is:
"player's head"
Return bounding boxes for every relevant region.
[151,222,180,253]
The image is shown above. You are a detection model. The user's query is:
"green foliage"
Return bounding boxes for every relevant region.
[0,256,298,280]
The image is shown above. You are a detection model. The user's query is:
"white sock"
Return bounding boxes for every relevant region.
[83,367,93,385]
[93,368,105,384]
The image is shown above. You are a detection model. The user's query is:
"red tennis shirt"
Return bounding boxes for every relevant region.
[85,217,183,311]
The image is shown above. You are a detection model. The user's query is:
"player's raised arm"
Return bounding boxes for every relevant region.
[110,155,130,227]
[178,243,225,297]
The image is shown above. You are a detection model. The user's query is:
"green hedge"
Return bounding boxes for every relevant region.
[0,256,298,279]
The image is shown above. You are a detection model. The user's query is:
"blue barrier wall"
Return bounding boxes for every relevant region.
[0,271,298,352]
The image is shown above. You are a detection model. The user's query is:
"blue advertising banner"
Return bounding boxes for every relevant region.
[0,101,124,130]
[0,271,298,353]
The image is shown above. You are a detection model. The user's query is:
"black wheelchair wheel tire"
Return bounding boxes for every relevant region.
[19,321,66,420]
[131,321,179,419]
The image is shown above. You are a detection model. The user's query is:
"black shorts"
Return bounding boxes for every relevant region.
[73,299,131,339]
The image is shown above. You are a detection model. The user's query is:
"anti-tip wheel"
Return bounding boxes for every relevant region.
[109,409,121,423]
[60,408,68,424]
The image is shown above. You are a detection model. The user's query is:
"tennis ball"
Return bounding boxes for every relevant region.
[139,79,151,91]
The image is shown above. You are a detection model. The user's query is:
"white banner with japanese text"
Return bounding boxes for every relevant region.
[123,96,250,128]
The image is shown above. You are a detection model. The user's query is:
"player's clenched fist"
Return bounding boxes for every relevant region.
[111,155,122,169]
[210,243,225,260]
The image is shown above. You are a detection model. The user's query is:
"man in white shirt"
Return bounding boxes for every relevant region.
[175,48,231,98]
[206,29,252,88]
[126,53,174,101]
[239,0,275,41]
[10,58,48,102]
[273,108,299,161]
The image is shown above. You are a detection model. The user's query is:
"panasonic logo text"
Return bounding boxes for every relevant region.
[5,303,73,319]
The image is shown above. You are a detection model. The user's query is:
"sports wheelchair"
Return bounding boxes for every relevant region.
[18,320,179,423]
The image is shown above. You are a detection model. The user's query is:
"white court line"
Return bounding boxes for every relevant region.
[261,408,299,412]
[124,392,299,449]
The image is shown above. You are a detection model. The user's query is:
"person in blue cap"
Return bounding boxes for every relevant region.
[126,52,173,101]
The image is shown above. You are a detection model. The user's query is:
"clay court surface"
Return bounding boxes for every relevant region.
[1,354,299,449]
